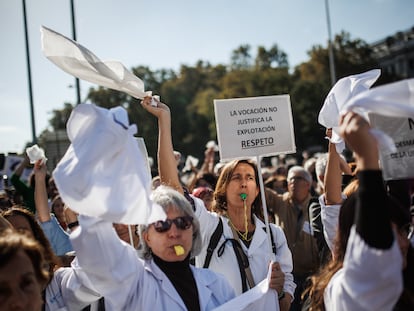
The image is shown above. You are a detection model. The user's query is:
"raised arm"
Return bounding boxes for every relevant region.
[10,154,36,214]
[339,112,392,248]
[34,160,51,222]
[324,129,344,205]
[34,160,73,256]
[140,97,183,194]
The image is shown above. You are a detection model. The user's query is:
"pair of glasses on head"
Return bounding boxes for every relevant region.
[152,216,193,233]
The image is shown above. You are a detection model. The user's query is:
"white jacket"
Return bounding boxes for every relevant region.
[70,216,235,311]
[45,267,101,311]
[193,196,295,297]
[324,227,403,311]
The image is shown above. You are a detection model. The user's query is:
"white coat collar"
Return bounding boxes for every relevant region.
[144,259,216,310]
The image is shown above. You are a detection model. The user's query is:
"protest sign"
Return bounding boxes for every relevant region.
[369,113,414,180]
[214,95,296,161]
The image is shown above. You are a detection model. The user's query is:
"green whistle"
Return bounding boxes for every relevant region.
[240,193,247,201]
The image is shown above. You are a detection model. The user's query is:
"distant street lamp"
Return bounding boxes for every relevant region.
[325,0,336,86]
[70,0,81,105]
[22,0,37,144]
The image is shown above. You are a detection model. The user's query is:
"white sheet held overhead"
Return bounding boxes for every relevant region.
[40,25,151,100]
[318,69,381,153]
[53,103,166,225]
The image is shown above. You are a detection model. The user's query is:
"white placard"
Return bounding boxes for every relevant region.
[369,113,414,180]
[214,95,296,161]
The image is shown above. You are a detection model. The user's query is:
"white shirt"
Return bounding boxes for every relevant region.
[319,193,342,253]
[45,267,101,311]
[324,227,403,311]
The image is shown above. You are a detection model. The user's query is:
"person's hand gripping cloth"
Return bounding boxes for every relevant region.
[40,26,158,106]
[53,103,165,225]
[318,69,381,154]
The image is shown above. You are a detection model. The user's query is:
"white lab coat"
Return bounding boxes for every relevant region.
[70,215,235,311]
[324,226,403,311]
[319,194,342,253]
[45,267,101,311]
[193,196,296,297]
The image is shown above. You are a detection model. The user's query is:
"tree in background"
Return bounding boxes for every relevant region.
[34,31,398,168]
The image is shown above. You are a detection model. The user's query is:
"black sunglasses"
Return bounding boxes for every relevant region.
[152,216,193,233]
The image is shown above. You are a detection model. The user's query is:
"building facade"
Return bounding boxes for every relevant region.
[371,26,414,79]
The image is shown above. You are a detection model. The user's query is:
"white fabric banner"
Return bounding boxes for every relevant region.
[53,103,165,225]
[41,26,151,100]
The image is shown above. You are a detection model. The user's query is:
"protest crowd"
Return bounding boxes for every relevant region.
[1,29,414,311]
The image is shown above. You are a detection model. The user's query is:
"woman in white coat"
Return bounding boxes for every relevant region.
[304,112,405,310]
[70,185,235,310]
[140,96,295,311]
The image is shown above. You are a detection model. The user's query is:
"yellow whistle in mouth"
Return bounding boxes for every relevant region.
[174,245,185,256]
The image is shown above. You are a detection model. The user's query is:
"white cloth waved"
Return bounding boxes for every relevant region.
[342,78,414,152]
[53,103,165,224]
[318,69,381,153]
[41,25,152,100]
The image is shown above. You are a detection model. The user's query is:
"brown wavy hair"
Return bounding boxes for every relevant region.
[1,206,60,281]
[302,193,357,310]
[0,228,50,289]
[213,159,262,220]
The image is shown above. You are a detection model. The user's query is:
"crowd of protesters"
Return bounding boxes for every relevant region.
[1,91,414,310]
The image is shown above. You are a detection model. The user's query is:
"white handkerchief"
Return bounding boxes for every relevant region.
[26,144,47,165]
[41,26,152,100]
[343,78,414,152]
[206,140,219,151]
[182,155,199,172]
[343,78,414,116]
[53,103,165,224]
[318,69,381,153]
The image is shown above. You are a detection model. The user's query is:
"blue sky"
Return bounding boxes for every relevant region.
[1,0,413,154]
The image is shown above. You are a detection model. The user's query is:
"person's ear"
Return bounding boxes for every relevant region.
[143,231,151,246]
